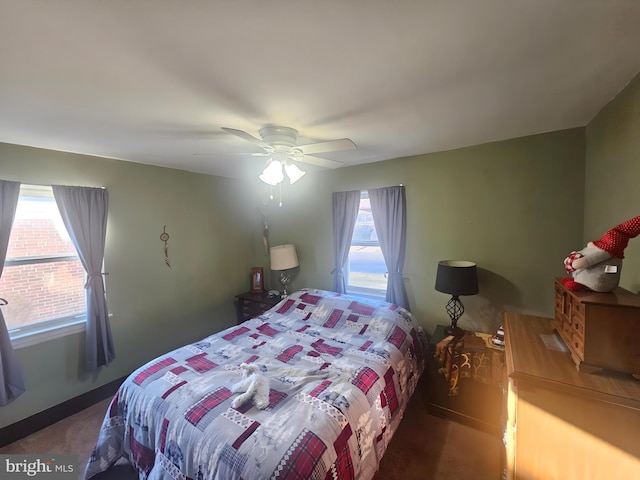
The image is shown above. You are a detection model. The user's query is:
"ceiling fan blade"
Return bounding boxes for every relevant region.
[296,154,344,169]
[297,138,356,155]
[192,152,269,157]
[222,127,271,150]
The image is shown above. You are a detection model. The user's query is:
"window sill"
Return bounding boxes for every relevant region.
[347,287,387,301]
[11,319,86,349]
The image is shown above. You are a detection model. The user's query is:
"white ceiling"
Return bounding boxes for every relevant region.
[2,0,640,180]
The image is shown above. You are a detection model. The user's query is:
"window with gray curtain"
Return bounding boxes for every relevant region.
[0,179,26,405]
[368,185,409,309]
[3,184,86,348]
[332,186,410,310]
[331,190,360,293]
[52,185,113,372]
[348,191,387,295]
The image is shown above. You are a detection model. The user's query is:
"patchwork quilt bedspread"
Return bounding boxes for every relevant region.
[85,288,427,480]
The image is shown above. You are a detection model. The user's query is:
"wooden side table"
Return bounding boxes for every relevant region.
[235,291,281,324]
[426,324,504,436]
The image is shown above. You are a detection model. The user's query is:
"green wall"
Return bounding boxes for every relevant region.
[261,129,586,336]
[0,143,261,427]
[585,72,640,293]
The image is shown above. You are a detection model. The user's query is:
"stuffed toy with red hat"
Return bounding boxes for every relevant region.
[562,215,640,292]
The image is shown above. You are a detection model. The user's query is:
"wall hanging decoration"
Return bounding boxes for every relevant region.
[262,213,270,256]
[160,225,171,268]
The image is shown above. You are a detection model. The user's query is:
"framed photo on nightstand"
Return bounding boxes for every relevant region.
[250,267,264,293]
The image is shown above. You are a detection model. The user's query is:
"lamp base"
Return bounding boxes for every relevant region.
[444,295,466,338]
[445,324,465,338]
[279,270,291,298]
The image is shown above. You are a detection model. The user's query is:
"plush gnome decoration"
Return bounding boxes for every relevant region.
[562,215,640,292]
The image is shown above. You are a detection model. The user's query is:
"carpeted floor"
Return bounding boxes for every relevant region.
[0,385,502,479]
[377,388,502,479]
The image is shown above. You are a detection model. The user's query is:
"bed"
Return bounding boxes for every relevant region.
[85,288,428,480]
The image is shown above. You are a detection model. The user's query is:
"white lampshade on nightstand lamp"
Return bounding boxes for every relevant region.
[435,260,479,337]
[270,244,299,297]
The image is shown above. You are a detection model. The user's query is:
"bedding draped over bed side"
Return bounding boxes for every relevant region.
[85,288,427,480]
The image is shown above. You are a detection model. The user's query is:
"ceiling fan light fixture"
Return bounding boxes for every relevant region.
[284,162,305,184]
[259,159,284,186]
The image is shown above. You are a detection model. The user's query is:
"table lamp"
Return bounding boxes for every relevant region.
[434,260,479,337]
[270,244,299,297]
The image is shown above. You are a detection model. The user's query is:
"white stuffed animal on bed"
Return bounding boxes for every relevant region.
[231,363,270,410]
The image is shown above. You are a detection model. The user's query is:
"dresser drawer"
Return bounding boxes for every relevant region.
[554,290,563,311]
[235,291,281,324]
[570,315,585,338]
[555,285,570,320]
[239,300,272,317]
[571,300,585,321]
[571,331,585,360]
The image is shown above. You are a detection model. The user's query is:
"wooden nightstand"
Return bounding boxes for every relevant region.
[235,291,281,324]
[426,325,504,436]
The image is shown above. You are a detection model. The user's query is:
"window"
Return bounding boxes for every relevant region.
[347,191,387,296]
[0,185,86,347]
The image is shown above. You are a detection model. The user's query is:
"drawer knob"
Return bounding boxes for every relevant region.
[574,342,579,348]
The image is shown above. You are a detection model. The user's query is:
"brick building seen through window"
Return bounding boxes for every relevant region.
[0,188,85,333]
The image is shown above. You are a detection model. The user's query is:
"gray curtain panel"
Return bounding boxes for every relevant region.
[368,185,410,310]
[0,179,26,406]
[52,185,114,372]
[331,191,360,293]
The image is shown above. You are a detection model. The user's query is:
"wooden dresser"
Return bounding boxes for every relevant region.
[552,277,640,374]
[502,312,640,480]
[235,291,281,324]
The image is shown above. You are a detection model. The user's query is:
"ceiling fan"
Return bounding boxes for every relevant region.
[222,125,357,185]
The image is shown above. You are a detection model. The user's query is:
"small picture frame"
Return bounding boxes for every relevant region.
[250,267,264,293]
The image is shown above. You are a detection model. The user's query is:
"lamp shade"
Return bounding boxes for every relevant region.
[259,159,284,186]
[434,260,479,296]
[270,244,299,271]
[284,162,306,184]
